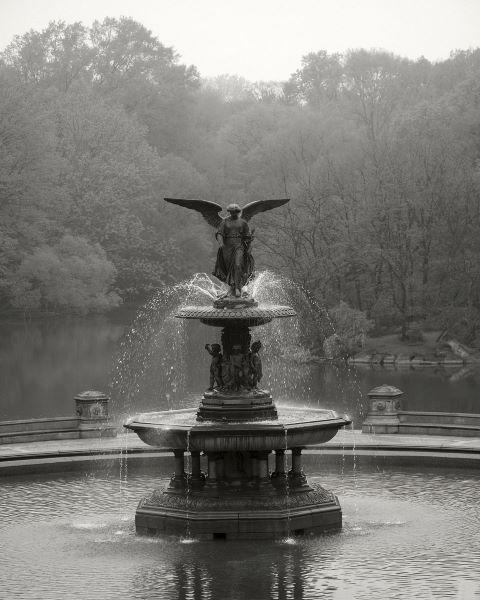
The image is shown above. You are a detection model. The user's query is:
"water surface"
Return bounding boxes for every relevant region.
[0,464,479,599]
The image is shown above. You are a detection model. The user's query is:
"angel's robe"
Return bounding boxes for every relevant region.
[213,216,254,290]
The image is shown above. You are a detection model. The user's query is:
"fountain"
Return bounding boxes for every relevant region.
[125,197,351,539]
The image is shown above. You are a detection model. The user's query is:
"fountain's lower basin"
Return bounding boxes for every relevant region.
[125,406,350,452]
[125,407,350,538]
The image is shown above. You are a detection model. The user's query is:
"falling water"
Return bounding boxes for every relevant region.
[280,428,297,545]
[250,271,367,420]
[110,274,225,423]
[181,430,196,543]
[118,428,129,521]
[111,269,363,423]
[350,421,359,518]
[247,271,337,410]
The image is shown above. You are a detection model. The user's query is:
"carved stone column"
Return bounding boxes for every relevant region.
[216,453,225,481]
[168,449,187,491]
[271,449,287,487]
[288,447,308,489]
[250,452,258,479]
[205,452,221,490]
[291,447,302,474]
[190,451,204,489]
[256,451,271,487]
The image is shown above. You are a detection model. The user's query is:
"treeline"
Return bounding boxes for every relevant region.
[1,19,480,342]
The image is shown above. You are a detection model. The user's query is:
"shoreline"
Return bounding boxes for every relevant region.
[347,354,468,367]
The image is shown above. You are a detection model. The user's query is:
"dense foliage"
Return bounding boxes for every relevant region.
[1,19,480,340]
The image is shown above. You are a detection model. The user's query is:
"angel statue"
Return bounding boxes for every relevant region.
[164,198,289,297]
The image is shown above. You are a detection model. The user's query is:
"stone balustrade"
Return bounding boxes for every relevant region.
[0,390,117,444]
[362,384,480,436]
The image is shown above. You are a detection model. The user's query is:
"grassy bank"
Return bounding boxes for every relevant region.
[361,331,443,359]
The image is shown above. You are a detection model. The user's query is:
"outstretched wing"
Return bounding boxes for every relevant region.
[164,198,224,229]
[241,199,290,222]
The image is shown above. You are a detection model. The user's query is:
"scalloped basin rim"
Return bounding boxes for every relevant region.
[175,305,297,319]
[125,418,349,433]
[124,407,351,438]
[125,407,349,427]
[125,421,350,452]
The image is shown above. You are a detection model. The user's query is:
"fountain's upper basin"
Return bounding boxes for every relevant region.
[176,304,296,327]
[124,407,350,452]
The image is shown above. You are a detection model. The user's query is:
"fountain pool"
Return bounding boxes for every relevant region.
[1,460,479,599]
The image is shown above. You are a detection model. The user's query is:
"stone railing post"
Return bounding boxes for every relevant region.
[362,384,403,434]
[75,390,116,438]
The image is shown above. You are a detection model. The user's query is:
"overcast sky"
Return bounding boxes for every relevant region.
[1,0,479,81]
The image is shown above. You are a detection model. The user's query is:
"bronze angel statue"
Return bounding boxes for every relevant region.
[165,198,289,297]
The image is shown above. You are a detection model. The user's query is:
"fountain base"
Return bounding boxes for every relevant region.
[125,407,350,538]
[198,389,277,421]
[135,482,342,540]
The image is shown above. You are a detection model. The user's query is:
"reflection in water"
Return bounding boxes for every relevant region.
[131,543,308,600]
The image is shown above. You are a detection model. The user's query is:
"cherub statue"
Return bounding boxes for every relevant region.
[250,340,263,389]
[229,344,246,392]
[164,198,289,298]
[205,343,223,391]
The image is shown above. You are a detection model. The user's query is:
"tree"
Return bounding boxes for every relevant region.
[9,235,119,313]
[343,50,412,143]
[2,21,92,91]
[89,17,200,155]
[285,51,343,105]
[0,69,65,311]
[323,301,374,358]
[53,87,212,299]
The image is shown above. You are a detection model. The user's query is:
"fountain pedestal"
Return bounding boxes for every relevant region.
[198,389,277,421]
[136,485,342,540]
[125,299,350,539]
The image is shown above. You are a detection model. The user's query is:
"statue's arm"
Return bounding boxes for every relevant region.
[215,220,226,244]
[241,220,253,248]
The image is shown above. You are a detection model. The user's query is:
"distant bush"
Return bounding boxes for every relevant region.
[323,301,374,359]
[9,235,120,314]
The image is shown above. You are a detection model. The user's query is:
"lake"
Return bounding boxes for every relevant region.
[1,308,479,427]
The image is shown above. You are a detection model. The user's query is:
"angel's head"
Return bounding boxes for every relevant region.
[226,203,242,219]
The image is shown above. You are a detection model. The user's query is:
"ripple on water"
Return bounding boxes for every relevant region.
[0,467,479,599]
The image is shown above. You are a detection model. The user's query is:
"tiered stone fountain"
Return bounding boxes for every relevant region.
[125,197,350,539]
